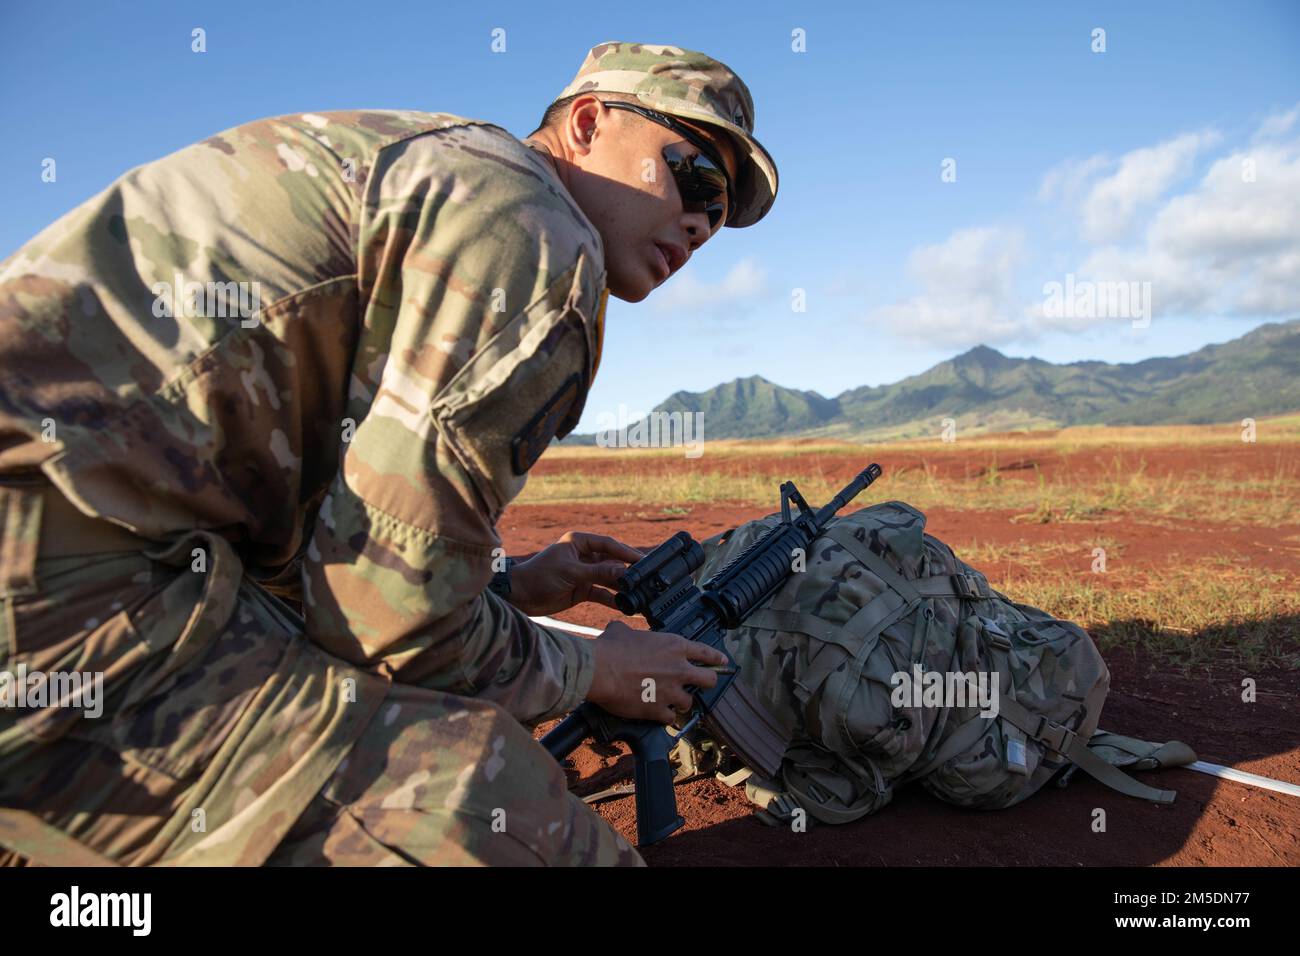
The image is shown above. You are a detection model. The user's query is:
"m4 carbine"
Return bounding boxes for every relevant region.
[541,463,883,846]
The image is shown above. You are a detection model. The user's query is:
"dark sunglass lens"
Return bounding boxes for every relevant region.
[663,146,728,226]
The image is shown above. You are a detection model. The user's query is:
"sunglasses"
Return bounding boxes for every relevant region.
[598,100,736,233]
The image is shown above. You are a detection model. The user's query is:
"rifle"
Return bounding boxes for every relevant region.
[541,463,883,846]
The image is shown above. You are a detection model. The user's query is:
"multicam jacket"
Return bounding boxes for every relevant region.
[0,110,609,725]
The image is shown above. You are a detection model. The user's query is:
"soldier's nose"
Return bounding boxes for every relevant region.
[684,218,709,252]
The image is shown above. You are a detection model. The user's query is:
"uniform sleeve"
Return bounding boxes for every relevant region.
[300,125,607,725]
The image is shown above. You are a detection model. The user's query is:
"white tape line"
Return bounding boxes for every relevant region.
[530,615,603,637]
[1187,760,1300,798]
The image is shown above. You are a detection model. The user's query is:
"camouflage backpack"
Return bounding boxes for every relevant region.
[680,500,1195,825]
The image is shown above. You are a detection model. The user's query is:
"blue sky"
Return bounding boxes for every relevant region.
[3,1,1298,432]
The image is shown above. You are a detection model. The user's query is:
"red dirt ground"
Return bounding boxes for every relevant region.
[503,445,1300,866]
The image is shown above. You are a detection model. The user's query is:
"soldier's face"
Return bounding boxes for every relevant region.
[566,103,740,303]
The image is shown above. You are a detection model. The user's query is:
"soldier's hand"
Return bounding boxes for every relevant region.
[508,531,644,616]
[586,620,730,723]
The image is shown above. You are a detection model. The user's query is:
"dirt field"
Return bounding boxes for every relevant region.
[505,424,1300,866]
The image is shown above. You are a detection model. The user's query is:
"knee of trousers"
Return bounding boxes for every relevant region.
[316,684,644,866]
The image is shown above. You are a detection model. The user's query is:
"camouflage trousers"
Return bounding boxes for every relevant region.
[0,528,641,867]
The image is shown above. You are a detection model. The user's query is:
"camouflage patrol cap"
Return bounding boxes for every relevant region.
[555,41,778,228]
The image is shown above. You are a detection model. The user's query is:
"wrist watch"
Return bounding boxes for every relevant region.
[488,556,516,600]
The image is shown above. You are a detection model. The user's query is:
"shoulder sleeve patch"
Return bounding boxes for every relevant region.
[510,371,582,475]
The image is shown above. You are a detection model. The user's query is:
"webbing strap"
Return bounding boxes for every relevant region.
[1088,731,1197,770]
[821,522,993,603]
[899,713,992,785]
[743,608,860,653]
[788,586,915,711]
[0,807,121,867]
[913,572,991,601]
[823,525,921,606]
[997,695,1177,804]
[743,588,915,711]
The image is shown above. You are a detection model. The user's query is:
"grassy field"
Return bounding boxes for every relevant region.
[525,452,1297,525]
[528,416,1300,526]
[524,415,1300,670]
[982,552,1300,670]
[548,412,1300,457]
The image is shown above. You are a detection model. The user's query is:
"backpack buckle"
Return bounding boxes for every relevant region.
[952,573,981,600]
[1032,716,1077,756]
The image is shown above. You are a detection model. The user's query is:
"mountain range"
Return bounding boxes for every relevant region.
[561,318,1300,443]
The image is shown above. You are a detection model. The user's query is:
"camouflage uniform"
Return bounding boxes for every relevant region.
[0,109,637,866]
[0,42,778,866]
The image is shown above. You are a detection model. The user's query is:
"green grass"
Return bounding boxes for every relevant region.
[549,411,1300,455]
[525,422,1300,668]
[986,558,1300,671]
[522,450,1298,526]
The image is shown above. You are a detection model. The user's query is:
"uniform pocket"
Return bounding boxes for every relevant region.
[430,252,598,522]
[104,599,292,781]
[78,530,283,783]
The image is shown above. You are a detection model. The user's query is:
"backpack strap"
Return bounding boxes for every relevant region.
[996,695,1177,804]
[821,524,994,603]
[823,524,921,606]
[743,599,912,729]
[743,519,930,699]
[897,712,992,786]
[742,608,860,654]
[895,690,1178,803]
[912,571,992,601]
[1087,730,1197,771]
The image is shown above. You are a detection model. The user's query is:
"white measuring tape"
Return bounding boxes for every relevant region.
[533,616,1300,801]
[531,614,603,637]
[1186,761,1300,798]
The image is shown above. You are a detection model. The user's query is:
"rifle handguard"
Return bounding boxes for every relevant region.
[541,463,883,846]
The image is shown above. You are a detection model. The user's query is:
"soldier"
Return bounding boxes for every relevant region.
[0,41,778,866]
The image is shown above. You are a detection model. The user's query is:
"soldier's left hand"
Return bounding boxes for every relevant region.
[507,531,644,616]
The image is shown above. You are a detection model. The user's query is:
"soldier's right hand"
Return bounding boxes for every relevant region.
[586,620,729,723]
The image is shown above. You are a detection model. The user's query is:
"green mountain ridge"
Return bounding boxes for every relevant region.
[561,318,1300,443]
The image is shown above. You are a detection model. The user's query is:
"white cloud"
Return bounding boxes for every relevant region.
[878,109,1300,346]
[651,256,769,313]
[873,227,1028,346]
[1079,131,1219,242]
[1078,137,1300,319]
[1037,153,1111,204]
[1254,103,1298,143]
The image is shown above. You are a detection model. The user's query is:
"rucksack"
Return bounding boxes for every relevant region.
[681,499,1196,825]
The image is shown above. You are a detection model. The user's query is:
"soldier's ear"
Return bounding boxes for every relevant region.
[566,96,603,154]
